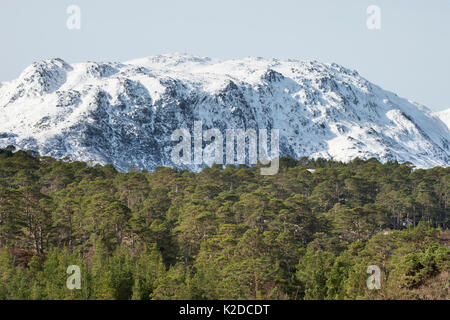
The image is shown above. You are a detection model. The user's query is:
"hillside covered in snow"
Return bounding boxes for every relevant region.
[0,53,449,171]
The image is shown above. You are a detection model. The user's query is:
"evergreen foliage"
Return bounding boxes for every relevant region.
[0,150,448,299]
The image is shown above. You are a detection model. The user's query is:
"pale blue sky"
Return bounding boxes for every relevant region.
[0,0,449,111]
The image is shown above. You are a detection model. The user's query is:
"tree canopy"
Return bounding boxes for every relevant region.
[0,149,448,299]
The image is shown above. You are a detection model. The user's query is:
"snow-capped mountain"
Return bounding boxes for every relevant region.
[0,53,449,171]
[435,109,450,130]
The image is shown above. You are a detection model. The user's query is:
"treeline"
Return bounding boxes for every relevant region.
[0,147,448,299]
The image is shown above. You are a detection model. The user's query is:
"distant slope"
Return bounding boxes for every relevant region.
[435,108,450,130]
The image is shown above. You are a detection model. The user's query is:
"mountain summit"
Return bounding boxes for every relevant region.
[0,53,448,170]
